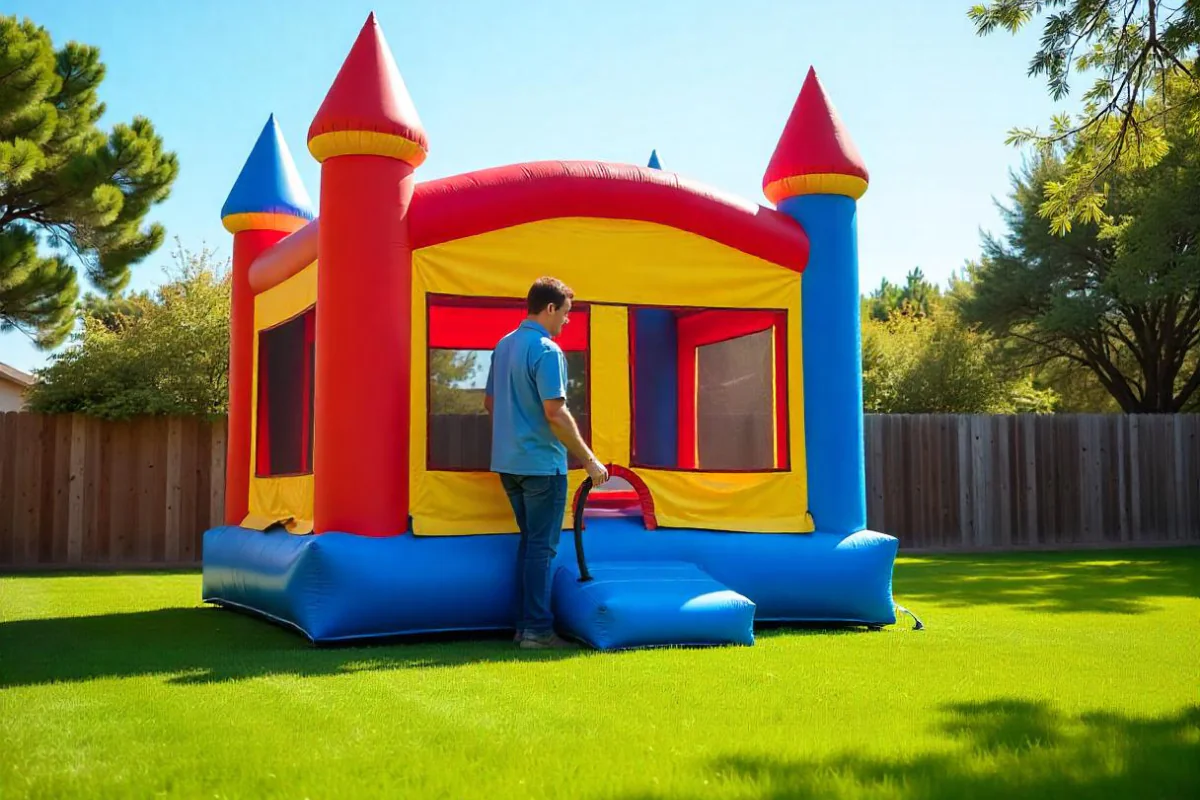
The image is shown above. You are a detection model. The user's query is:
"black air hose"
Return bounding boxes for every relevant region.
[573,477,594,582]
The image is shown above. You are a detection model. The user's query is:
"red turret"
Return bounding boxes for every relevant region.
[309,13,426,536]
[762,67,868,204]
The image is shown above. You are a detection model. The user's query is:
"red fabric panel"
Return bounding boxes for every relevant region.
[228,229,288,523]
[676,326,697,470]
[774,318,789,470]
[677,309,779,348]
[409,161,808,272]
[313,157,415,536]
[428,305,589,352]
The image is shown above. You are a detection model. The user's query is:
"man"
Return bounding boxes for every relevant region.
[485,276,610,649]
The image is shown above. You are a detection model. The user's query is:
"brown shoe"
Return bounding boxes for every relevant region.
[519,632,577,650]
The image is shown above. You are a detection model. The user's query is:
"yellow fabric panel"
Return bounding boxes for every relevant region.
[588,306,631,466]
[408,217,812,535]
[638,469,812,533]
[248,262,318,525]
[247,475,315,529]
[413,217,799,309]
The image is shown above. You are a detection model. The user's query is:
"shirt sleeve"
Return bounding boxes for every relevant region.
[533,344,567,402]
[484,351,495,398]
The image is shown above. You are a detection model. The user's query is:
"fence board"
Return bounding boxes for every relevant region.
[1,412,1198,568]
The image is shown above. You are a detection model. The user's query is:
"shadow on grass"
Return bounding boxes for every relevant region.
[0,605,585,689]
[895,548,1200,614]
[627,699,1200,799]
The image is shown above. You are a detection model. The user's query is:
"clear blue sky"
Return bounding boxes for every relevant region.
[2,0,1064,373]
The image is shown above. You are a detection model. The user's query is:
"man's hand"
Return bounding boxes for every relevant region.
[585,457,610,487]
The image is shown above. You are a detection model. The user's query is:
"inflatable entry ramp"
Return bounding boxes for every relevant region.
[552,560,756,650]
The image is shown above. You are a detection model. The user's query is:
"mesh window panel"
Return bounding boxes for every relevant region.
[259,315,308,475]
[429,349,492,470]
[427,348,590,471]
[696,329,774,470]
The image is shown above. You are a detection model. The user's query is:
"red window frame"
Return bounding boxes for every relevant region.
[628,305,790,474]
[255,305,316,478]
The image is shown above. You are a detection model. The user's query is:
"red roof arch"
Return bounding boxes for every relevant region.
[408,161,809,272]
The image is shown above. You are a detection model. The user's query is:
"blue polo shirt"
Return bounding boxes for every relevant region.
[485,320,569,476]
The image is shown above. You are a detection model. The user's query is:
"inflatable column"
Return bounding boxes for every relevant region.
[220,115,315,525]
[308,13,428,536]
[763,68,870,535]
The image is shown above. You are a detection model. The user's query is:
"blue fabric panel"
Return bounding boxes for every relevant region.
[779,194,866,534]
[647,149,662,170]
[552,561,755,650]
[632,307,678,467]
[221,114,315,222]
[202,517,897,644]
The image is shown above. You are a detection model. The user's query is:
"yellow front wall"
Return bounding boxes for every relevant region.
[247,260,317,525]
[410,216,812,535]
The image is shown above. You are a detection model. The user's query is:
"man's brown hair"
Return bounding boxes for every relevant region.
[526,276,574,315]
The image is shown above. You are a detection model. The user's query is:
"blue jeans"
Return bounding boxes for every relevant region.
[499,473,568,636]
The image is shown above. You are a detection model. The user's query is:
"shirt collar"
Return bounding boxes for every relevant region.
[520,319,552,338]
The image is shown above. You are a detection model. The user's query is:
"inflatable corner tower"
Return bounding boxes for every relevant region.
[203,13,899,648]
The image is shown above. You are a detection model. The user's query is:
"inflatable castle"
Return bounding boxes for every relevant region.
[202,13,900,648]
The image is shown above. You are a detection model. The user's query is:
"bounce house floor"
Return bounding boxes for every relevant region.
[201,517,898,648]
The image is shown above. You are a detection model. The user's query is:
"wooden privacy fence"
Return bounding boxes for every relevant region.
[0,412,1197,568]
[0,413,225,569]
[865,414,1199,549]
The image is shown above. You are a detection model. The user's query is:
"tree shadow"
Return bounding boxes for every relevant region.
[624,699,1200,799]
[0,605,587,689]
[895,548,1200,614]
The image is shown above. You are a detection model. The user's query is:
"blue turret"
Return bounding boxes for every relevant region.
[221,114,315,234]
[764,68,869,535]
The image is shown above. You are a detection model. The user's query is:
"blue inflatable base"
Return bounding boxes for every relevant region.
[201,517,898,644]
[553,561,756,650]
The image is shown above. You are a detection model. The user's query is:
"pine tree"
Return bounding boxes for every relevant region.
[0,15,178,348]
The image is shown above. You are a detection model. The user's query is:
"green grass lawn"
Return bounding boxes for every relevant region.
[1,550,1198,800]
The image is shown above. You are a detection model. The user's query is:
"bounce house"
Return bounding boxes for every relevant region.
[202,13,901,649]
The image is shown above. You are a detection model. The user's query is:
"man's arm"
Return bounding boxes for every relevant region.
[543,399,610,485]
[542,398,591,462]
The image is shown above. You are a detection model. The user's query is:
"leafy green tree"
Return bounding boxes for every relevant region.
[27,243,229,418]
[964,134,1200,412]
[866,268,943,321]
[0,15,178,347]
[862,309,1056,413]
[969,0,1199,232]
[429,349,485,414]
